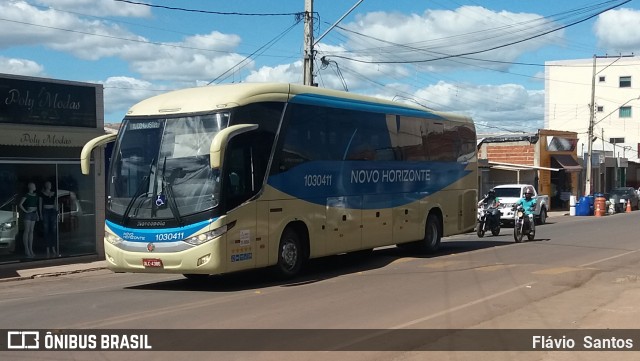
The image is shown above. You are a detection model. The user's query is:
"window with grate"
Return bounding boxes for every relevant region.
[619,106,632,118]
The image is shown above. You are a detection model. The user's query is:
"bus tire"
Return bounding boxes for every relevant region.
[274,227,304,279]
[417,213,442,253]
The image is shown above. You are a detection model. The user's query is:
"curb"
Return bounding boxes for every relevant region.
[0,261,108,283]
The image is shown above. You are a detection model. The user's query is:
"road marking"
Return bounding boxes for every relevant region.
[391,282,535,329]
[579,249,640,268]
[532,266,590,275]
[475,264,518,272]
[329,282,535,350]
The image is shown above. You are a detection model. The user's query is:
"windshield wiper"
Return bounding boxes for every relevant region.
[160,157,184,227]
[122,158,155,226]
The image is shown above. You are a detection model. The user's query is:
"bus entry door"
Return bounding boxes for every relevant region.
[225,202,257,272]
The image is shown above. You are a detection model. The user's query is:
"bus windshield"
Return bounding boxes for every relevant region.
[109,113,230,221]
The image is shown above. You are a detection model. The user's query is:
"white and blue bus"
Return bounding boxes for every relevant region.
[82,83,477,279]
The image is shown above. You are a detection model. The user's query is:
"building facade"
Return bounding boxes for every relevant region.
[545,56,640,191]
[0,73,106,265]
[478,130,581,210]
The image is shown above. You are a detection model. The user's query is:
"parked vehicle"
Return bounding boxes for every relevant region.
[0,194,18,254]
[477,204,501,237]
[493,184,549,225]
[609,187,639,213]
[513,204,535,242]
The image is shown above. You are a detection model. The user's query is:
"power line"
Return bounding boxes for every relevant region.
[208,18,302,85]
[326,24,638,69]
[113,0,303,16]
[0,17,242,55]
[323,0,631,65]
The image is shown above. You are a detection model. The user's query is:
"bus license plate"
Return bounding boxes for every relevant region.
[143,258,163,268]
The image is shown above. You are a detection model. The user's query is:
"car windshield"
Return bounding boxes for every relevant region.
[0,194,17,210]
[493,188,521,198]
[108,113,229,220]
[610,188,633,197]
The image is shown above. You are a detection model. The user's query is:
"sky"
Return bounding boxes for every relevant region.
[2,0,640,134]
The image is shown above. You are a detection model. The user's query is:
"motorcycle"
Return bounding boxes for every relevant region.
[477,204,501,238]
[513,204,535,242]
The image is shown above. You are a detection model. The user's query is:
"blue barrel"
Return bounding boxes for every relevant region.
[575,196,594,216]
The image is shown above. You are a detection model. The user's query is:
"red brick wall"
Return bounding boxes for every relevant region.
[486,145,535,165]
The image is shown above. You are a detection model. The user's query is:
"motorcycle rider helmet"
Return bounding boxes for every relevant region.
[488,189,496,198]
[524,190,534,198]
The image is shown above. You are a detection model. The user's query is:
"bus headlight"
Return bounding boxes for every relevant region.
[105,233,123,245]
[0,222,13,231]
[184,224,228,246]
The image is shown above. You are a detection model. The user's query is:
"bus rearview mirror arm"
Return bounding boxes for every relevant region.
[80,133,117,175]
[210,124,259,168]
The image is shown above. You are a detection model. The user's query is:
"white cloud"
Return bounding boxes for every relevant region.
[34,0,151,17]
[245,61,303,83]
[594,8,640,52]
[124,32,248,82]
[0,57,45,76]
[411,82,544,133]
[100,76,166,121]
[334,6,562,71]
[0,2,144,57]
[0,2,249,81]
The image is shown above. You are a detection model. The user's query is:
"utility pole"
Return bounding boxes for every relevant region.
[302,0,364,86]
[302,0,314,86]
[584,54,634,196]
[585,55,596,196]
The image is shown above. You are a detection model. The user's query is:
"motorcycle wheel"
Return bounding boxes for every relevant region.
[513,222,524,243]
[477,223,485,238]
[491,224,500,236]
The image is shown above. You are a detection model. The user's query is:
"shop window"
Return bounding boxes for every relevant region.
[0,163,96,263]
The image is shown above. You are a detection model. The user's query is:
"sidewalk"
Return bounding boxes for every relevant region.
[17,259,108,279]
[0,259,107,282]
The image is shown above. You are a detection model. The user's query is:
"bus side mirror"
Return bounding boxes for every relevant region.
[209,124,259,168]
[80,133,117,175]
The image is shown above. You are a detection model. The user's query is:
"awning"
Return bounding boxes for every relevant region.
[485,161,560,172]
[551,154,582,172]
[0,124,106,148]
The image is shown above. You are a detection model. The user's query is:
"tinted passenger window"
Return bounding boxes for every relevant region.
[276,104,392,173]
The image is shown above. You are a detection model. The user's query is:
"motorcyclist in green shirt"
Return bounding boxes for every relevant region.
[515,189,537,231]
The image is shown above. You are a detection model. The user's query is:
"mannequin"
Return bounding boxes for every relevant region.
[40,181,58,258]
[18,182,39,258]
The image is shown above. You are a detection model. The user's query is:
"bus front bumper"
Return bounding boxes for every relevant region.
[104,238,226,275]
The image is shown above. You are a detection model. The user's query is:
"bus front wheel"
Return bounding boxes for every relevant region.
[275,228,304,279]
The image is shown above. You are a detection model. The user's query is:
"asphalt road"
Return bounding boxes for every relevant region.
[1,212,640,361]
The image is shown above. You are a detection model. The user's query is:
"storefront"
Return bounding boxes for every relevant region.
[477,130,581,210]
[0,73,106,264]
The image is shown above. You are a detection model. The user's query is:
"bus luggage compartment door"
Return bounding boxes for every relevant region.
[326,196,362,254]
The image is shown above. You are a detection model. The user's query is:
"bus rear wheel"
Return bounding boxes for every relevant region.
[415,213,442,253]
[274,228,304,279]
